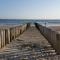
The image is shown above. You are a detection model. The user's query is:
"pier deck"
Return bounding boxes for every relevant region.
[0,26,57,60]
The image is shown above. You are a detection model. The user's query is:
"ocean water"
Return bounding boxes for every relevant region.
[0,19,60,26]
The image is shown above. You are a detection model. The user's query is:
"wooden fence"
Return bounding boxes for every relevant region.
[0,23,30,48]
[35,23,60,54]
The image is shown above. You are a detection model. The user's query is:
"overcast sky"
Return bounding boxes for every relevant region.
[0,0,60,19]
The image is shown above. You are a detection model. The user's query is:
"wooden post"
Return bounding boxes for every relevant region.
[7,29,11,43]
[56,33,60,54]
[5,29,9,44]
[0,30,2,48]
[15,27,16,37]
[14,27,16,39]
[1,29,5,48]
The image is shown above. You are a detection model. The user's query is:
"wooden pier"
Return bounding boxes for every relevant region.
[0,23,59,60]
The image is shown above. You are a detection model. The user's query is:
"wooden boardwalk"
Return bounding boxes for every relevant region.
[0,26,57,60]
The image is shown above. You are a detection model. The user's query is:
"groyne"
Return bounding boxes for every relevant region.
[0,23,30,48]
[0,25,57,60]
[35,23,60,54]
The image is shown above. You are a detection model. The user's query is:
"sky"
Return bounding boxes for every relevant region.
[0,0,60,19]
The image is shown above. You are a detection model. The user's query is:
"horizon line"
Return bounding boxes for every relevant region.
[0,18,60,20]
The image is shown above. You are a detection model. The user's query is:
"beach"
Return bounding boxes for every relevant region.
[0,23,60,60]
[0,21,60,60]
[0,25,57,60]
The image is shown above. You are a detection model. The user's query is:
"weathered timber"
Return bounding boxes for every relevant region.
[0,23,30,48]
[0,26,57,60]
[35,23,60,54]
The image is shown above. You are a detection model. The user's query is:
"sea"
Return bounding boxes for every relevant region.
[0,19,60,27]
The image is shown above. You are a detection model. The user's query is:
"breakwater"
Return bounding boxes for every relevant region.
[35,23,60,54]
[0,23,30,48]
[0,25,57,60]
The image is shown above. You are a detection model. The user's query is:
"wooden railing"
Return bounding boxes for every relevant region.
[0,23,30,48]
[35,23,60,54]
